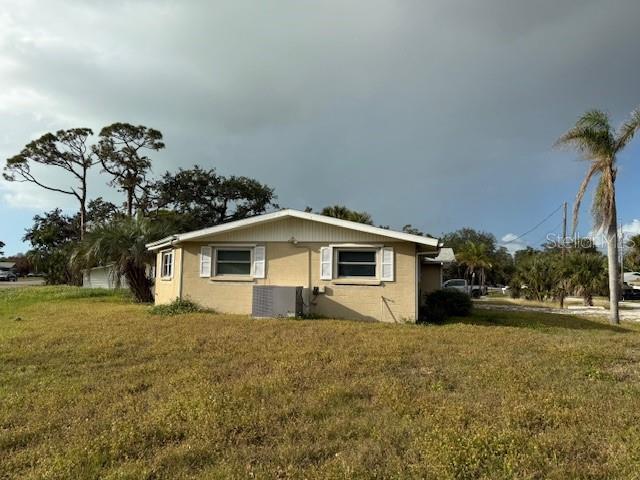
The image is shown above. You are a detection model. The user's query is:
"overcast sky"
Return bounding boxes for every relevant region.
[2,0,640,256]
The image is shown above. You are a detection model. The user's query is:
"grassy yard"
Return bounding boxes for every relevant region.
[2,288,640,479]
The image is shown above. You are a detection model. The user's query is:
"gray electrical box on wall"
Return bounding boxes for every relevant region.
[252,286,304,318]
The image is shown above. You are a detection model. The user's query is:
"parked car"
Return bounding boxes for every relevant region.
[0,271,18,282]
[622,283,640,301]
[442,279,487,298]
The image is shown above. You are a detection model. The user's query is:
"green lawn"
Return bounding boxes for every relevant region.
[2,287,640,479]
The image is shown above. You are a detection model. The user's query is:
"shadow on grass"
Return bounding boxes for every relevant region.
[446,308,631,333]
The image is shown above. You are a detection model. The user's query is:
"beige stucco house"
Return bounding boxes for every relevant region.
[146,209,453,322]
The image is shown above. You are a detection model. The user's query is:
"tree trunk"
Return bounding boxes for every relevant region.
[606,218,620,324]
[80,201,86,239]
[126,189,134,217]
[80,166,88,239]
[125,264,153,303]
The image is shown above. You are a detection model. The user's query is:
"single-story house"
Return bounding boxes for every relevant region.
[146,209,454,322]
[0,262,16,272]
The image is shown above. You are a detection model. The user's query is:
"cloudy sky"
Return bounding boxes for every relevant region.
[1,0,640,255]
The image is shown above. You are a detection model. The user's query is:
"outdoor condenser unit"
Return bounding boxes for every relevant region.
[252,285,304,318]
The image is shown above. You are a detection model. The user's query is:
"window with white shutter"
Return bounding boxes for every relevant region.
[252,245,266,278]
[214,248,252,276]
[380,247,394,281]
[320,246,333,280]
[199,246,212,277]
[336,249,377,277]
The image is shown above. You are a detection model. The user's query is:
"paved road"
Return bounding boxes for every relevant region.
[0,279,45,288]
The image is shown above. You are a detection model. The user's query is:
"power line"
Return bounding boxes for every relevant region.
[533,219,564,248]
[507,204,564,244]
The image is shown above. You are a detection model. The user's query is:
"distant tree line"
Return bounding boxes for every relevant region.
[5,120,640,306]
[3,123,278,288]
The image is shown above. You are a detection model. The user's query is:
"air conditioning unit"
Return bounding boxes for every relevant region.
[252,286,304,318]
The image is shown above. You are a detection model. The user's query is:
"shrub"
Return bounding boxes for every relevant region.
[419,289,472,324]
[150,298,209,316]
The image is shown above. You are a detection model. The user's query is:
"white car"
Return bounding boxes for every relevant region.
[442,279,486,298]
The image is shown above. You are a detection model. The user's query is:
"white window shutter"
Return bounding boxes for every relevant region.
[381,247,394,281]
[199,246,212,277]
[320,246,333,280]
[253,246,266,278]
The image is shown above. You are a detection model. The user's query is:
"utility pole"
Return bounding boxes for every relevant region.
[562,201,567,256]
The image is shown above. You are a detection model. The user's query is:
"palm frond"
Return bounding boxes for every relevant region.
[615,107,640,152]
[555,126,614,160]
[591,172,616,232]
[576,109,611,131]
[572,162,600,235]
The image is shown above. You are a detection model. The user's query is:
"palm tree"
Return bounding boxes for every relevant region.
[563,251,608,306]
[72,216,170,302]
[556,108,640,324]
[456,240,492,294]
[320,205,374,225]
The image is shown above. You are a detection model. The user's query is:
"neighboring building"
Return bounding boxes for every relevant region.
[146,209,453,322]
[82,265,128,289]
[0,262,16,272]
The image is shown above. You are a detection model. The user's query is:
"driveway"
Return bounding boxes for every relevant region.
[475,301,640,322]
[0,278,45,288]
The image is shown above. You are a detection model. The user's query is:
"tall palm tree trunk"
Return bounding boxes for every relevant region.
[606,216,620,324]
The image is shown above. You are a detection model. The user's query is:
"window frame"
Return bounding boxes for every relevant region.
[213,246,254,277]
[335,247,379,279]
[160,249,174,280]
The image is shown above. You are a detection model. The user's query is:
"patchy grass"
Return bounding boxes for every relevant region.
[2,287,640,479]
[0,285,130,317]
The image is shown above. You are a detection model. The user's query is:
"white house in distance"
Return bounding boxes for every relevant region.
[146,209,454,322]
[82,265,128,289]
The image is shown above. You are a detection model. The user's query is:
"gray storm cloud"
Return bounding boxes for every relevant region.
[1,0,639,250]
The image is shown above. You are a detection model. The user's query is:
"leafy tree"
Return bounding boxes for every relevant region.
[0,240,4,257]
[402,224,435,237]
[319,205,373,225]
[556,107,640,324]
[4,254,32,276]
[72,216,171,302]
[86,197,122,227]
[625,234,640,271]
[24,209,80,284]
[513,246,538,264]
[4,128,96,237]
[94,123,165,217]
[151,166,277,231]
[488,246,516,286]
